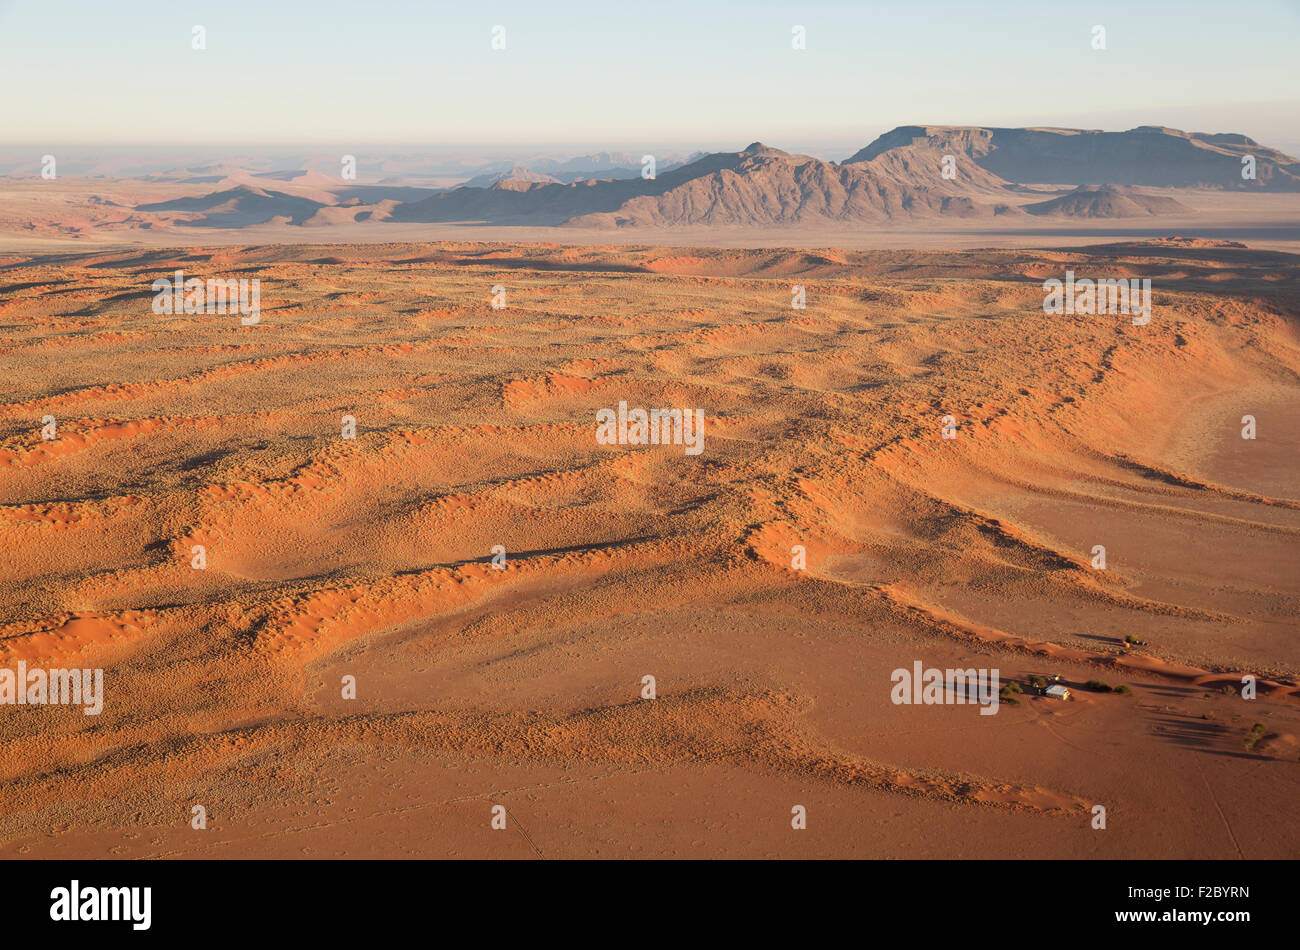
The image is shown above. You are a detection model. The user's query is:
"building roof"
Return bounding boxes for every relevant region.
[1044,684,1071,698]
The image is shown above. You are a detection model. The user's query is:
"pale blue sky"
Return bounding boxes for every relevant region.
[2,0,1298,152]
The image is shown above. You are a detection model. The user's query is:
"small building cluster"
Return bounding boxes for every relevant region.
[1032,673,1071,700]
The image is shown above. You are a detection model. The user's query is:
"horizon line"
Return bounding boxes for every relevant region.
[0,123,1286,150]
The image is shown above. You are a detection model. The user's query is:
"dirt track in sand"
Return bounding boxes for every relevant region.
[0,240,1296,858]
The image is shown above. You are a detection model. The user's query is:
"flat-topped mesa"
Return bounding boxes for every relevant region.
[844,126,999,164]
[845,125,1300,189]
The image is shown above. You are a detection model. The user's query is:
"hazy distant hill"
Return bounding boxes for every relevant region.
[462,166,565,188]
[136,185,327,227]
[1023,184,1190,218]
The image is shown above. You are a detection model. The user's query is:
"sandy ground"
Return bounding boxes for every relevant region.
[0,240,1296,858]
[3,181,1300,252]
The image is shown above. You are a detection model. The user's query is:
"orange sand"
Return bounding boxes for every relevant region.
[0,241,1296,858]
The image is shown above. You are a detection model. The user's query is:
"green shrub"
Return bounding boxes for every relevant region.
[1114,685,1131,695]
[1085,679,1113,693]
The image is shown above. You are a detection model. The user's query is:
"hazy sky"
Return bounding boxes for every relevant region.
[3,0,1298,153]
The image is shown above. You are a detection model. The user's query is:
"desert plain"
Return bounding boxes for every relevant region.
[0,236,1295,858]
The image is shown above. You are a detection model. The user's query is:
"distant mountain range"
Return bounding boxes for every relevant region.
[122,126,1300,230]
